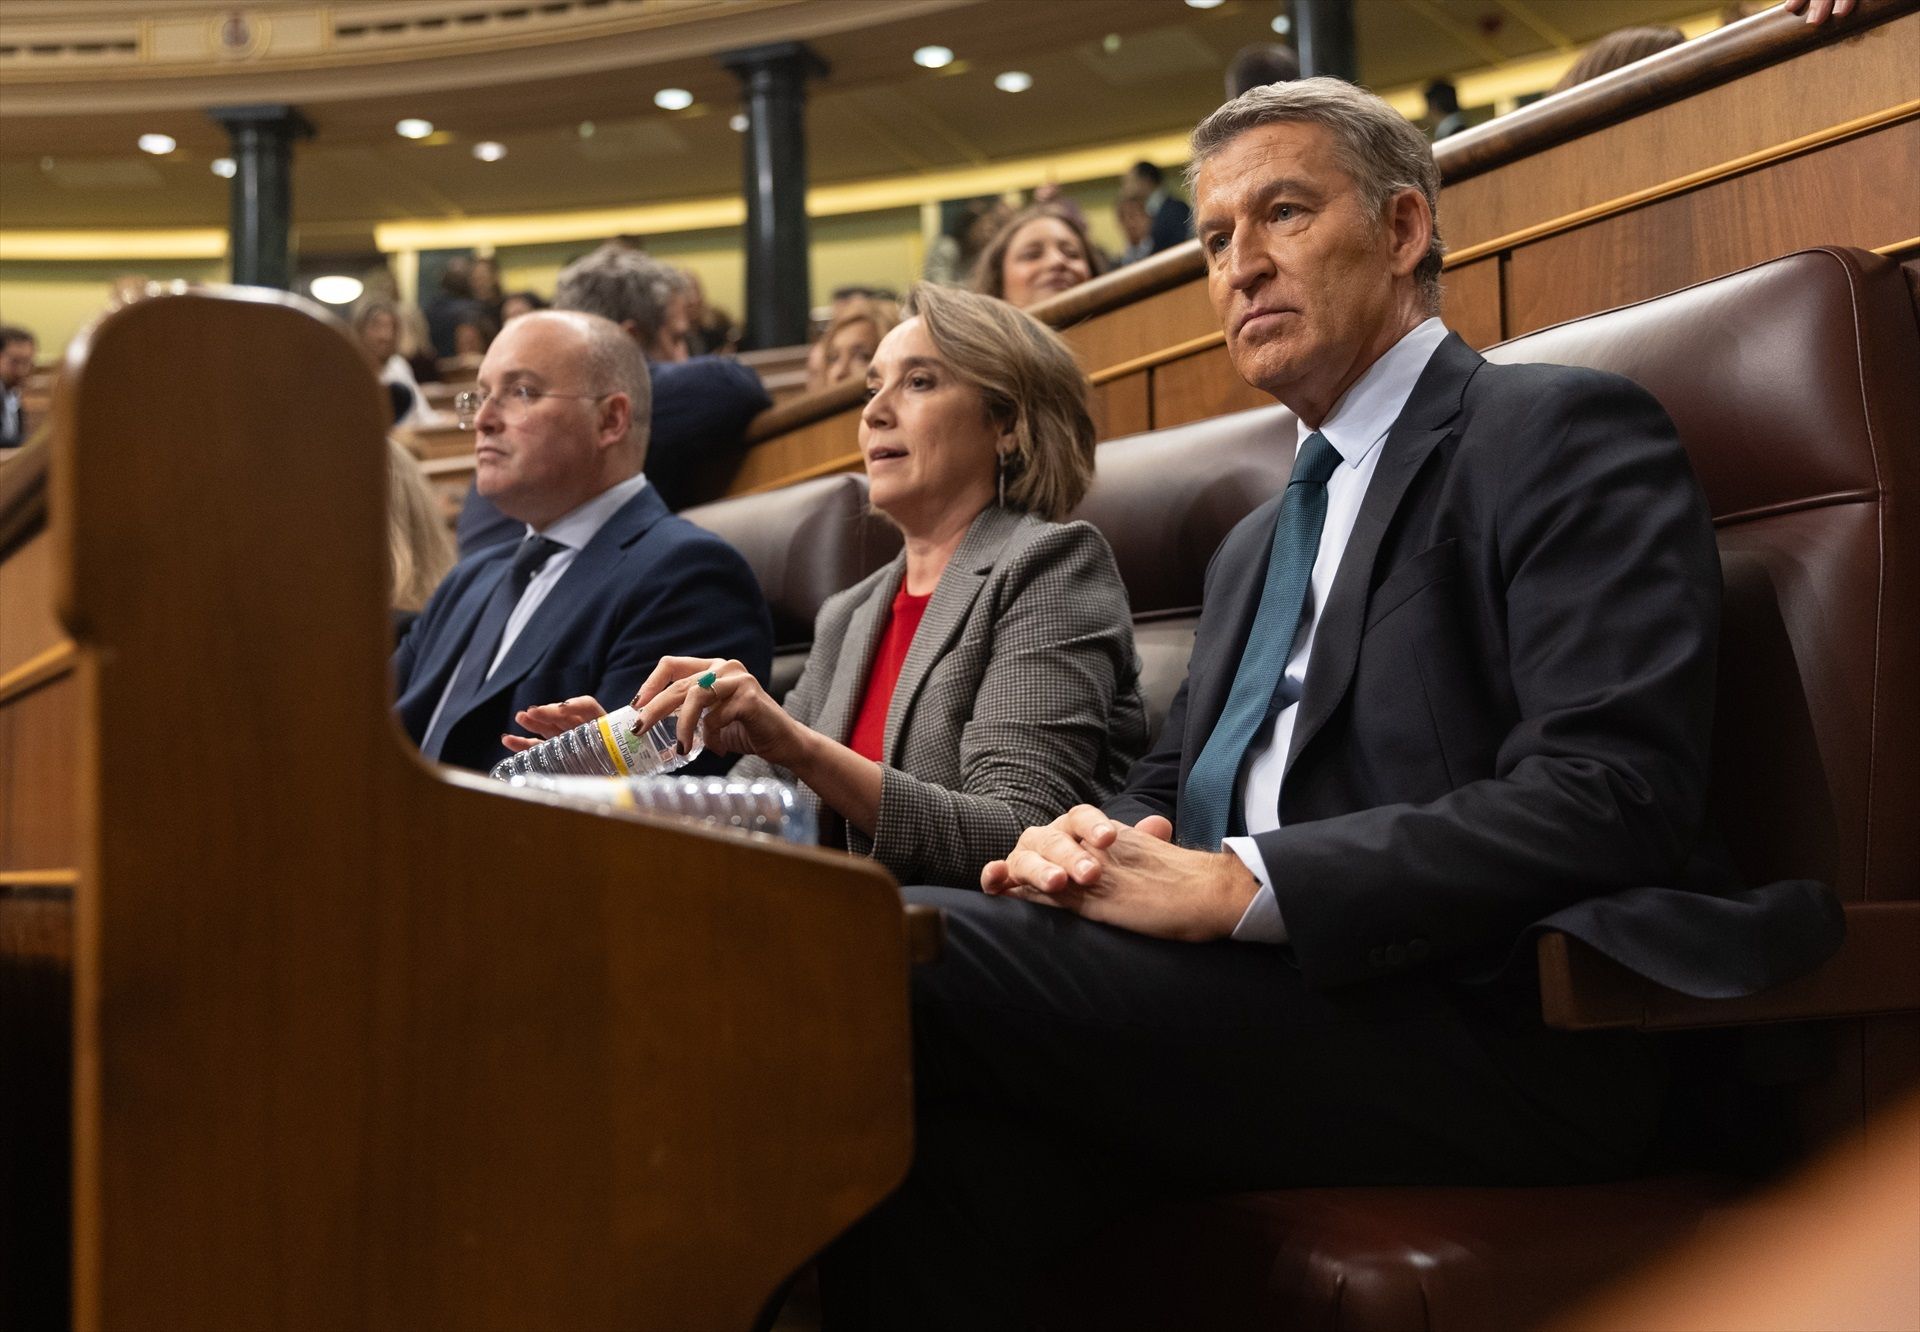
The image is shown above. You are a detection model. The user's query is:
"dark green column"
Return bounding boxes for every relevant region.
[718,41,828,349]
[208,104,313,291]
[1295,0,1358,82]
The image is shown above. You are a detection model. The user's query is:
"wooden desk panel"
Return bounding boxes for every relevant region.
[1442,258,1504,350]
[1151,346,1271,430]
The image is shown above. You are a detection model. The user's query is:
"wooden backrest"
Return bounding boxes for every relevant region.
[0,288,912,1330]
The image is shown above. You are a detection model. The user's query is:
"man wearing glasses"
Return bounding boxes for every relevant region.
[392,309,772,774]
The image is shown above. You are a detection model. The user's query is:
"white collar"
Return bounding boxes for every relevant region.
[526,470,649,551]
[1298,317,1450,468]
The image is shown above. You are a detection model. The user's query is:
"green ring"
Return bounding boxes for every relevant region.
[696,670,719,690]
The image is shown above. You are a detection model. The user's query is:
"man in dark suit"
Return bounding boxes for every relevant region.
[1125,160,1194,255]
[0,324,36,448]
[394,309,771,775]
[824,78,1836,1330]
[456,244,771,552]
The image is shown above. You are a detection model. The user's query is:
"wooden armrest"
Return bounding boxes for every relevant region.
[906,902,945,964]
[1540,901,1920,1031]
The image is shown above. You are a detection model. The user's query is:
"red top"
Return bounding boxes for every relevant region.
[847,583,934,762]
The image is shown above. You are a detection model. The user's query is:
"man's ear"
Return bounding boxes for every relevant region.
[1385,187,1433,282]
[598,392,633,448]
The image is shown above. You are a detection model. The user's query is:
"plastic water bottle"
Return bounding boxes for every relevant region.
[490,704,703,782]
[503,774,818,845]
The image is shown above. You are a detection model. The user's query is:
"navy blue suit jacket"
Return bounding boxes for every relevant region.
[458,356,772,554]
[395,482,773,774]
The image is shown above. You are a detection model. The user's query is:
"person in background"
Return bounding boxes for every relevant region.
[650,269,695,363]
[1226,41,1301,99]
[681,270,737,356]
[508,284,1147,890]
[1551,26,1685,92]
[386,436,457,638]
[452,308,500,360]
[806,295,901,393]
[1425,79,1469,139]
[0,324,36,449]
[394,309,772,774]
[500,291,548,324]
[422,258,483,359]
[1114,185,1154,267]
[469,256,505,325]
[972,202,1107,309]
[1124,160,1194,254]
[457,243,771,549]
[354,300,426,425]
[924,197,1013,286]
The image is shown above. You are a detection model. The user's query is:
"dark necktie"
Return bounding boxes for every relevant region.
[1177,431,1341,850]
[422,534,563,759]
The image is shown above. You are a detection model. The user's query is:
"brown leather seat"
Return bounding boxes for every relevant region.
[1036,247,1920,1330]
[683,471,900,698]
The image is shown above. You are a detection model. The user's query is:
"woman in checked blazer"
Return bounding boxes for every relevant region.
[508,284,1148,888]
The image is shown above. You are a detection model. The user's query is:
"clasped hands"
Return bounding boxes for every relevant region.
[982,806,1261,943]
[502,656,811,769]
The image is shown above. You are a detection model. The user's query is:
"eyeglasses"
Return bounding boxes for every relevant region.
[454,385,610,430]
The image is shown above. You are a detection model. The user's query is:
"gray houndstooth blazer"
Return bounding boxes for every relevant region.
[733,503,1148,888]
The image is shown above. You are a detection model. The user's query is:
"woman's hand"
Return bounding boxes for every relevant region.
[633,657,811,769]
[501,694,606,753]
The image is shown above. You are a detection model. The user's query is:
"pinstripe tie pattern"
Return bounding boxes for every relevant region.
[1176,431,1340,850]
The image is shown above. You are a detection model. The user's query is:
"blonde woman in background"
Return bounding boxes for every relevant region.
[806,295,901,393]
[386,437,456,638]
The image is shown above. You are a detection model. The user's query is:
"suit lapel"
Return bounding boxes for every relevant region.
[883,505,1027,764]
[466,486,667,713]
[1284,334,1479,776]
[411,561,512,709]
[811,559,903,746]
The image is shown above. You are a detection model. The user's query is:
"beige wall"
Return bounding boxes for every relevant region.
[0,258,226,356]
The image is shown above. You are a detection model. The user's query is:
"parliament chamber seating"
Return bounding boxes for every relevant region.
[674,245,1920,1328]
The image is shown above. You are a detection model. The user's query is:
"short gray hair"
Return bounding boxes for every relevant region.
[1187,77,1445,312]
[521,309,653,463]
[554,244,680,345]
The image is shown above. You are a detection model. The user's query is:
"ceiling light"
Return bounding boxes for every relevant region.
[308,275,364,306]
[396,118,433,139]
[1103,33,1122,54]
[211,157,237,178]
[472,141,507,162]
[137,134,177,155]
[729,113,750,132]
[994,71,1032,93]
[913,45,954,69]
[1186,0,1226,8]
[1272,13,1292,33]
[654,88,694,111]
[577,121,595,138]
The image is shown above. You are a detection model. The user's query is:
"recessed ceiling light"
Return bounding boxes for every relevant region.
[396,118,434,139]
[578,121,595,138]
[994,71,1032,93]
[211,157,237,178]
[472,141,507,162]
[913,45,954,69]
[308,275,365,306]
[137,134,177,155]
[1272,13,1292,33]
[1103,33,1122,54]
[1186,0,1226,8]
[729,113,750,132]
[654,88,694,111]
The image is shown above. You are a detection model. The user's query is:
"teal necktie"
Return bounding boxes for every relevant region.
[1177,431,1341,850]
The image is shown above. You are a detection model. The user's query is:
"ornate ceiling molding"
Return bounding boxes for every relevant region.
[0,0,965,115]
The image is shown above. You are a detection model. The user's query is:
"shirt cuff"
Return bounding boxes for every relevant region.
[1222,836,1288,944]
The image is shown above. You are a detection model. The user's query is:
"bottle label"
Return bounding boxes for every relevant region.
[595,713,637,776]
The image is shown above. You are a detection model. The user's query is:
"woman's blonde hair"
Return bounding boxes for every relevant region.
[903,283,1096,521]
[809,296,902,392]
[969,202,1107,304]
[387,437,456,612]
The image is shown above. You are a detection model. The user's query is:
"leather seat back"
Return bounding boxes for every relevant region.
[1483,247,1920,906]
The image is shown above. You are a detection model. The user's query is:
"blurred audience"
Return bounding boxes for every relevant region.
[469,256,505,325]
[1124,161,1193,254]
[1114,185,1154,267]
[500,290,548,324]
[422,258,482,359]
[1425,79,1468,139]
[353,300,427,425]
[457,242,772,550]
[972,202,1106,309]
[386,436,457,634]
[1552,26,1686,92]
[925,196,1013,285]
[0,323,36,448]
[681,270,738,356]
[1226,42,1301,99]
[807,295,901,393]
[452,308,500,360]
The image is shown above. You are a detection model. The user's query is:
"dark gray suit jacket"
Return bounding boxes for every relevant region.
[1109,333,1840,996]
[736,505,1149,888]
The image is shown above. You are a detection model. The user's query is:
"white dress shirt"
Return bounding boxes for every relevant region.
[421,471,650,745]
[1223,317,1451,944]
